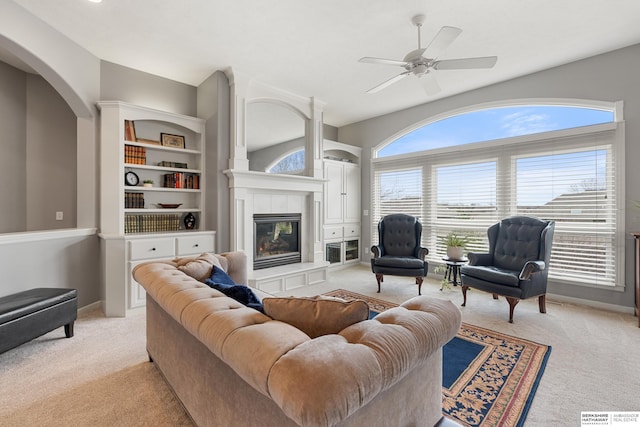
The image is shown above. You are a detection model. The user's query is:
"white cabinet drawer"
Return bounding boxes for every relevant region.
[176,234,214,256]
[128,238,175,260]
[324,226,343,240]
[343,224,360,238]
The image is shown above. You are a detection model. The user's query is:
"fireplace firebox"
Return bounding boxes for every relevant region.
[253,213,301,270]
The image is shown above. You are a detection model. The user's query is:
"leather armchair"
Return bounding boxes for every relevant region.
[460,216,555,323]
[370,214,429,295]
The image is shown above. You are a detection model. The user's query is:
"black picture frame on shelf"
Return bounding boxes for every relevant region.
[160,133,185,149]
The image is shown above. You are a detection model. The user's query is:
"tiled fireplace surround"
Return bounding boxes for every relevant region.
[224,170,329,293]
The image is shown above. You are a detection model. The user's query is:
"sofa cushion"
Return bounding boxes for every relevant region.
[263,295,369,338]
[177,252,223,282]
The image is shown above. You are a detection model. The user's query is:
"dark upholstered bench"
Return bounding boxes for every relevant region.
[0,288,77,354]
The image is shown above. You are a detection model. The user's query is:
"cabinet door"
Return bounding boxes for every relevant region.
[324,162,344,224]
[344,239,360,263]
[343,163,361,223]
[325,241,342,264]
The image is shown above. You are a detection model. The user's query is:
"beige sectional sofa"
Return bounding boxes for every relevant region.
[133,251,461,427]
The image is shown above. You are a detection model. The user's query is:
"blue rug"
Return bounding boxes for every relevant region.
[441,323,551,427]
[324,290,551,427]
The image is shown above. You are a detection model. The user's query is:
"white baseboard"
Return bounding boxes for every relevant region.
[546,292,635,315]
[78,300,102,315]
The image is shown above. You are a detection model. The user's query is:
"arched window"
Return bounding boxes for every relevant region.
[267,149,305,174]
[371,101,623,289]
[378,105,614,157]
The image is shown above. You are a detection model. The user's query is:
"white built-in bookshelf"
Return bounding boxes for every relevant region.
[97,101,215,316]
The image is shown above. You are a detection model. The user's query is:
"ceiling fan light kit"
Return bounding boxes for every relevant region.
[359,14,497,95]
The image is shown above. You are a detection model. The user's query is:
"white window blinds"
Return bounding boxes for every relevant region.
[431,161,498,257]
[371,123,623,288]
[371,167,423,246]
[514,146,616,285]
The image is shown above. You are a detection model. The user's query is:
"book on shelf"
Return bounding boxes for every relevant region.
[124,120,136,142]
[158,161,188,169]
[125,144,146,165]
[163,172,200,189]
[124,213,182,233]
[124,192,144,209]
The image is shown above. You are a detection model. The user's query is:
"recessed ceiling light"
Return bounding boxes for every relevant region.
[87,0,102,3]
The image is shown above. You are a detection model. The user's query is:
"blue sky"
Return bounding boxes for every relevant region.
[378,106,613,157]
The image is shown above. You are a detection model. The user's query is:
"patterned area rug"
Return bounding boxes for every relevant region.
[323,290,551,427]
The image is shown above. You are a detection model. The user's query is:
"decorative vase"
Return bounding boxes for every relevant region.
[447,246,464,260]
[184,212,196,230]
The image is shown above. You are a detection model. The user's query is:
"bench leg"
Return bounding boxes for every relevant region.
[64,321,75,338]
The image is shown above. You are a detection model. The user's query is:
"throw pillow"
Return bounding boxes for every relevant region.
[262,295,369,338]
[177,253,223,282]
[205,266,263,313]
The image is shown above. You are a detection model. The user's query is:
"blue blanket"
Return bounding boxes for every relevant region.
[204,266,263,313]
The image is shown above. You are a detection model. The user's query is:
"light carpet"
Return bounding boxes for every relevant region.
[324,289,551,427]
[0,306,193,427]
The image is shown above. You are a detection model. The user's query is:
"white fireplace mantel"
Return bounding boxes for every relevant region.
[223,169,326,193]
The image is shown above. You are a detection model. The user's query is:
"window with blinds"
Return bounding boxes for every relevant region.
[371,168,423,246]
[514,147,616,285]
[371,104,623,288]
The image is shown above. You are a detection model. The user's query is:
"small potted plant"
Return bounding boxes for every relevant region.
[443,231,469,260]
[143,179,154,188]
[432,264,452,291]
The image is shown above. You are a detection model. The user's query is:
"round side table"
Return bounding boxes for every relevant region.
[441,256,468,290]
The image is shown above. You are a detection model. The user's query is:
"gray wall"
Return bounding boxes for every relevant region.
[26,74,77,230]
[0,232,100,308]
[0,63,76,233]
[0,61,26,232]
[100,61,197,117]
[323,124,338,141]
[338,43,640,309]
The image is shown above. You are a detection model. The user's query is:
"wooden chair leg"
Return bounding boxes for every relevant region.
[461,285,469,307]
[375,274,383,293]
[538,294,547,313]
[505,297,520,323]
[416,277,423,295]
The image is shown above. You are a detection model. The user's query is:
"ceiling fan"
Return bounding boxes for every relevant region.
[359,14,497,95]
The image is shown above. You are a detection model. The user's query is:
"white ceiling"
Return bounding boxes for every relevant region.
[9,0,640,128]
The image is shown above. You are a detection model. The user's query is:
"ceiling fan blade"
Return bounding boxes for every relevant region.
[366,71,411,93]
[419,72,441,96]
[359,56,408,67]
[433,56,498,70]
[403,48,426,62]
[423,26,462,59]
